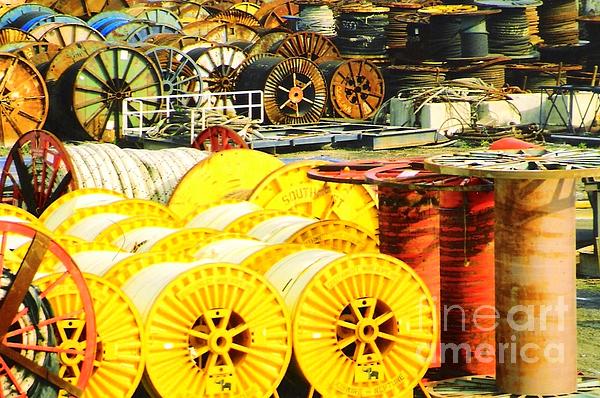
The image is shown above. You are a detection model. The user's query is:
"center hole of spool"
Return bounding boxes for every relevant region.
[188,309,251,370]
[362,324,376,338]
[216,336,227,348]
[336,298,398,359]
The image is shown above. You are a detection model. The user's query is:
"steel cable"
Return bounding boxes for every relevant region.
[296,4,337,37]
[538,0,579,46]
[487,8,534,57]
[335,9,389,56]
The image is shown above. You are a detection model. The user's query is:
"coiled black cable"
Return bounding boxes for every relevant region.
[335,9,389,56]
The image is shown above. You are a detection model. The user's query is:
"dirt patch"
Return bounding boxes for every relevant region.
[578,279,600,376]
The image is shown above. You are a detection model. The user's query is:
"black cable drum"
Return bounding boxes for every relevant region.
[334,6,389,56]
[235,55,284,120]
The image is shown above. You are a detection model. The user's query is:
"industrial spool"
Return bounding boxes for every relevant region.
[578,16,600,71]
[0,221,97,398]
[230,2,261,16]
[35,273,145,398]
[537,0,579,46]
[246,215,379,253]
[249,160,379,235]
[7,9,83,32]
[447,56,510,88]
[334,4,389,57]
[0,41,60,72]
[31,22,105,47]
[318,58,385,120]
[271,31,341,62]
[0,53,48,147]
[417,6,497,60]
[386,2,422,50]
[0,130,211,213]
[121,259,292,398]
[168,149,284,216]
[245,29,289,57]
[107,21,181,44]
[264,250,437,397]
[425,149,600,395]
[205,22,260,44]
[48,45,163,141]
[186,44,247,108]
[143,45,204,101]
[0,4,56,28]
[382,64,447,99]
[125,6,183,30]
[39,188,128,231]
[505,63,581,91]
[0,27,37,44]
[185,201,263,231]
[438,178,495,375]
[475,0,541,59]
[192,126,249,152]
[235,55,328,124]
[254,0,299,29]
[53,199,180,240]
[207,8,261,27]
[295,1,336,37]
[94,215,183,252]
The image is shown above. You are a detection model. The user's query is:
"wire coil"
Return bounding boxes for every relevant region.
[335,7,389,56]
[487,8,534,57]
[296,3,336,37]
[538,0,578,46]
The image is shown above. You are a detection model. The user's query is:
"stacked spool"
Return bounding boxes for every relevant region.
[538,0,579,46]
[334,3,390,60]
[386,2,422,52]
[295,1,336,37]
[476,0,541,59]
[0,130,210,217]
[505,63,582,91]
[382,65,447,99]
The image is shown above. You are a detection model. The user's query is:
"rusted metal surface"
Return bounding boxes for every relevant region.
[205,22,259,43]
[0,53,48,147]
[273,31,340,62]
[318,58,385,120]
[494,178,576,394]
[439,186,495,376]
[425,149,600,395]
[0,130,77,216]
[255,0,299,29]
[1,41,60,69]
[208,9,260,27]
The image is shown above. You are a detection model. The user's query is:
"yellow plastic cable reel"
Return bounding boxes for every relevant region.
[184,201,263,231]
[240,243,306,274]
[94,216,181,252]
[0,203,40,224]
[101,251,196,287]
[151,231,257,256]
[55,200,181,240]
[265,251,438,398]
[121,259,292,398]
[287,219,379,254]
[249,161,379,235]
[223,209,301,234]
[35,273,145,398]
[168,149,284,216]
[145,228,231,254]
[12,239,129,274]
[39,188,128,231]
[192,238,267,261]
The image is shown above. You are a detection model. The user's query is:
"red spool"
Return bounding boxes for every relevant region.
[439,181,495,376]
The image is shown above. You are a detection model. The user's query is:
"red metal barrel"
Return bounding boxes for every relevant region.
[439,181,495,376]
